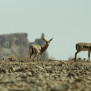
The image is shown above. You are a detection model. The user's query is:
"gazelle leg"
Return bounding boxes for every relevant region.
[88,51,90,61]
[36,53,39,61]
[74,51,80,62]
[40,53,42,61]
[33,54,37,61]
[29,48,33,59]
[30,54,32,59]
[29,52,33,61]
[37,53,41,61]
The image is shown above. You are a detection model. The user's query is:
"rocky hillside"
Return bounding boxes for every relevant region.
[0,33,29,58]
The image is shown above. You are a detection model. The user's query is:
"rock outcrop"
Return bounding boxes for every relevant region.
[0,33,29,58]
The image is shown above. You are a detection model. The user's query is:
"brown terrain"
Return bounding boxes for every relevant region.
[0,58,91,91]
[0,33,91,91]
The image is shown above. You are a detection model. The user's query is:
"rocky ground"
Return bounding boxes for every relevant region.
[0,58,91,91]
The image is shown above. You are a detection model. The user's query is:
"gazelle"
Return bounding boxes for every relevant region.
[74,42,91,62]
[29,37,53,60]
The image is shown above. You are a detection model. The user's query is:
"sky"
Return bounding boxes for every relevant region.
[0,0,91,60]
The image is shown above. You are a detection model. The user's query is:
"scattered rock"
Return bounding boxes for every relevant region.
[0,87,9,91]
[0,68,6,73]
[67,72,75,78]
[0,59,90,91]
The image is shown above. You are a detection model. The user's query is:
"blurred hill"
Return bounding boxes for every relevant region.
[0,33,29,58]
[0,33,48,59]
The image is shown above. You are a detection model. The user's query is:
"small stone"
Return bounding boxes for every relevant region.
[26,72,32,76]
[0,87,9,91]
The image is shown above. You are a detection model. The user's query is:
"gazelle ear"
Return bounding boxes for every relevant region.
[49,38,53,42]
[42,37,47,42]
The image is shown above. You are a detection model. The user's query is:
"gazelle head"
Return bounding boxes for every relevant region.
[43,38,53,46]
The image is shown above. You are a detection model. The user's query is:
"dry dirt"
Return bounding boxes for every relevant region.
[0,58,91,91]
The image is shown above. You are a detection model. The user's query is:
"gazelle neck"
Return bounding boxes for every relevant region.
[41,44,48,53]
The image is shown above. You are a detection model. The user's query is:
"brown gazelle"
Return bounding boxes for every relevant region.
[74,42,91,62]
[29,37,53,60]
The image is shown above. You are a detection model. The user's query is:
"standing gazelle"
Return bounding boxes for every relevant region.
[29,37,53,60]
[74,42,91,62]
